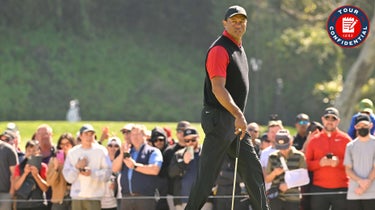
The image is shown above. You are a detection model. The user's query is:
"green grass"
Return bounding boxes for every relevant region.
[0,121,204,149]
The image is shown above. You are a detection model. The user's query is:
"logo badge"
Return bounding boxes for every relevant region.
[327,5,370,48]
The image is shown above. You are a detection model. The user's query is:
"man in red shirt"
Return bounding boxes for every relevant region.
[305,107,351,210]
[184,5,269,210]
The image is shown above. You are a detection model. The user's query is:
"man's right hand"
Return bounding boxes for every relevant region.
[234,114,247,140]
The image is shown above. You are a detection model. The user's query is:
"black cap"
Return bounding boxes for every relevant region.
[183,127,198,137]
[306,121,323,133]
[151,127,167,142]
[355,113,371,125]
[79,124,95,134]
[224,5,247,20]
[323,107,340,119]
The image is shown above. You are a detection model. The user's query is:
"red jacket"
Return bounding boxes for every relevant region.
[305,129,350,189]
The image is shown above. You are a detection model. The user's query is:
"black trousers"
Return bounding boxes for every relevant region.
[310,185,347,210]
[185,106,269,210]
[347,199,375,210]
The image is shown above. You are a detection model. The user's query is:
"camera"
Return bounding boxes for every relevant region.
[326,153,333,159]
[123,152,131,158]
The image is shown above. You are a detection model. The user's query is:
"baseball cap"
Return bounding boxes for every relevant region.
[107,136,121,147]
[79,124,95,134]
[6,122,18,133]
[224,5,247,20]
[268,120,283,127]
[120,123,134,133]
[296,113,310,125]
[323,107,340,119]
[355,113,371,126]
[183,127,198,138]
[359,98,373,113]
[177,121,191,131]
[275,130,291,150]
[306,121,323,133]
[151,127,167,142]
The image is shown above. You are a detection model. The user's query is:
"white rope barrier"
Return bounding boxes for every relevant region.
[0,191,348,203]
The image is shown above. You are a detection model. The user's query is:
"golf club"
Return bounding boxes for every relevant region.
[231,132,242,210]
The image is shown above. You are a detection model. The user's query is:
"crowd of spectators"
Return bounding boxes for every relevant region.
[1,98,375,210]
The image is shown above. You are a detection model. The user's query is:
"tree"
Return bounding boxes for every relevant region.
[335,3,375,130]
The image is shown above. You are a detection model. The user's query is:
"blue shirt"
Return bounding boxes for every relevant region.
[347,112,375,139]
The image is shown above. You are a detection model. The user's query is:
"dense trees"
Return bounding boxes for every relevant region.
[0,0,374,127]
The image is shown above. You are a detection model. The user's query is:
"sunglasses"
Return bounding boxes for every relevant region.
[121,130,131,134]
[154,138,165,143]
[108,144,119,148]
[184,138,197,143]
[298,120,309,125]
[324,116,337,121]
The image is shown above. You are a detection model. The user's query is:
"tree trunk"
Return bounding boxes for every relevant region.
[335,5,375,131]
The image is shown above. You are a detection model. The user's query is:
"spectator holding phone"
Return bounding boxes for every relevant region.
[63,124,112,210]
[305,107,351,210]
[112,124,163,210]
[47,133,76,210]
[14,140,49,210]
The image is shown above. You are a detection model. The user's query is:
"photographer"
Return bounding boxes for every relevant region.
[14,140,49,210]
[305,107,351,210]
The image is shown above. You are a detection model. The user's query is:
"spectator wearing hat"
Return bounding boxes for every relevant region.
[112,124,163,210]
[5,122,25,162]
[63,124,112,210]
[163,121,191,209]
[150,127,170,210]
[120,123,135,146]
[344,113,375,210]
[293,113,310,150]
[47,133,76,210]
[101,136,121,210]
[14,140,49,210]
[0,133,18,210]
[169,127,212,210]
[305,107,351,210]
[265,129,307,210]
[247,122,261,156]
[347,98,375,139]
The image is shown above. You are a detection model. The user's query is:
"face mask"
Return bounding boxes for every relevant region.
[357,128,370,137]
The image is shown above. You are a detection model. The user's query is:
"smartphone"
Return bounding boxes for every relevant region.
[187,146,194,160]
[123,152,131,158]
[326,153,333,159]
[56,150,65,163]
